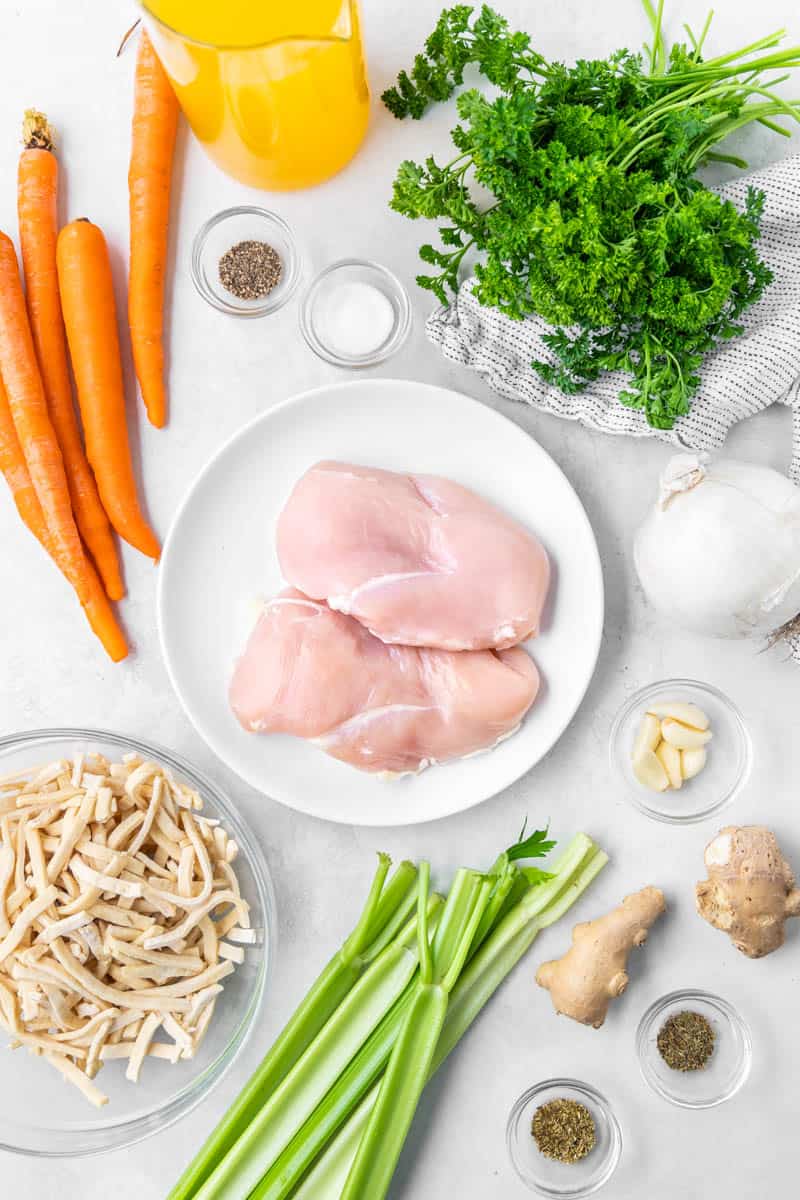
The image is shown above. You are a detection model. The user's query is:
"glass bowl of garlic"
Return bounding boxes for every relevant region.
[609,679,752,824]
[0,728,275,1157]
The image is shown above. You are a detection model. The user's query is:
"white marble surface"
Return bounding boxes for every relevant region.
[1,0,799,1195]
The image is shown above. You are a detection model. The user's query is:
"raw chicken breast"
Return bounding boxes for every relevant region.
[229,590,540,776]
[276,461,550,651]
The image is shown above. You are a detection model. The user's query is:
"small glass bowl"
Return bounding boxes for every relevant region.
[637,990,752,1108]
[299,258,411,367]
[609,678,751,824]
[191,206,302,317]
[0,728,275,1157]
[506,1079,622,1197]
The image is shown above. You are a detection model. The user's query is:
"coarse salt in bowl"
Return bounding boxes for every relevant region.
[300,258,411,367]
[0,728,274,1157]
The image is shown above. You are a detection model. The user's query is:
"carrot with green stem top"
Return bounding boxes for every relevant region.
[129,29,178,429]
[57,218,160,561]
[18,109,125,601]
[0,233,127,661]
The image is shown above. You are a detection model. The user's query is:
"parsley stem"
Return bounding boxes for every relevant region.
[742,84,800,126]
[661,48,800,84]
[618,80,750,149]
[696,30,788,69]
[689,99,800,164]
[683,11,714,62]
[704,150,749,168]
[757,116,791,137]
[642,0,667,75]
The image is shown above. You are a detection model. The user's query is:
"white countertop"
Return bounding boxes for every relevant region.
[2,0,799,1195]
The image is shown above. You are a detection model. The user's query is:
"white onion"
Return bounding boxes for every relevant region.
[634,453,800,639]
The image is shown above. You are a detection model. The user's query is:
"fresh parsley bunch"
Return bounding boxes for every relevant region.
[384,2,800,428]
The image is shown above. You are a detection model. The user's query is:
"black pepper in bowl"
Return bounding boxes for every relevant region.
[657,1009,715,1071]
[532,1097,596,1164]
[219,240,282,301]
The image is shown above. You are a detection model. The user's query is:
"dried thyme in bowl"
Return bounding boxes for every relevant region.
[532,1098,596,1164]
[657,1010,715,1071]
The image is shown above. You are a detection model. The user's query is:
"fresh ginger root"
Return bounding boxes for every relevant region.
[536,886,666,1028]
[696,826,800,958]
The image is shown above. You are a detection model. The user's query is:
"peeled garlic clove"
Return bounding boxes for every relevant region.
[681,746,707,780]
[661,719,713,750]
[633,748,671,792]
[633,713,661,759]
[656,740,682,789]
[646,701,710,731]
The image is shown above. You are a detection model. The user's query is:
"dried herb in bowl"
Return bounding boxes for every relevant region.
[384,1,800,429]
[657,1009,715,1071]
[532,1098,596,1164]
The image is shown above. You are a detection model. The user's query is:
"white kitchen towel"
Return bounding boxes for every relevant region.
[428,155,800,661]
[427,155,800,486]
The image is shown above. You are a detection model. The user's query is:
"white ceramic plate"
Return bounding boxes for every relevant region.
[157,380,603,826]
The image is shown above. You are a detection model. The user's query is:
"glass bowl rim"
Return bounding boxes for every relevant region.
[299,257,412,367]
[0,726,275,1158]
[635,987,752,1110]
[608,677,752,825]
[506,1076,622,1197]
[191,206,303,318]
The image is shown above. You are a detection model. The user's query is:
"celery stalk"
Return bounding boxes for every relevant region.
[252,856,562,1200]
[194,891,440,1200]
[251,874,489,1200]
[470,862,520,955]
[252,869,498,1200]
[435,837,607,1067]
[254,868,497,1200]
[168,856,416,1200]
[292,1090,375,1200]
[251,987,418,1200]
[339,866,494,1200]
[292,835,607,1200]
[470,827,557,954]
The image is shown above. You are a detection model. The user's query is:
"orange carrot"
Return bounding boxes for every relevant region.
[0,232,89,589]
[0,370,51,553]
[57,219,160,561]
[78,566,129,663]
[0,233,127,662]
[18,110,125,601]
[128,29,178,429]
